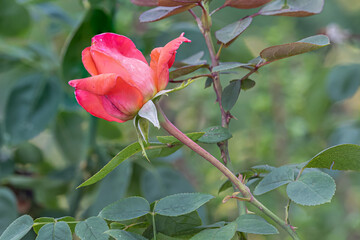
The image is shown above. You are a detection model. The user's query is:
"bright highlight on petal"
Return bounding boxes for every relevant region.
[68,32,190,123]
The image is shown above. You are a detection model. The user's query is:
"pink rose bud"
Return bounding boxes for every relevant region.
[68,33,190,123]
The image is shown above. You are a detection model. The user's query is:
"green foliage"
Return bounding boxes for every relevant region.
[260,35,330,63]
[75,217,109,240]
[105,230,147,240]
[154,193,214,216]
[78,142,142,188]
[305,144,360,171]
[326,64,360,101]
[222,80,242,111]
[0,215,33,240]
[235,214,278,234]
[61,8,112,84]
[36,222,72,240]
[0,0,31,36]
[260,0,324,16]
[0,188,18,234]
[99,197,150,221]
[190,222,237,240]
[286,171,336,206]
[198,126,232,143]
[215,17,253,45]
[4,74,60,144]
[254,166,295,195]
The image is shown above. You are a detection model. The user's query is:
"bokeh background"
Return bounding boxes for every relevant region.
[1,0,360,239]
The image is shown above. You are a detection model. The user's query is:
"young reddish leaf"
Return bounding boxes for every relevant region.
[215,17,253,45]
[225,0,272,9]
[158,0,201,6]
[169,64,208,79]
[260,35,330,63]
[139,5,197,23]
[260,0,324,17]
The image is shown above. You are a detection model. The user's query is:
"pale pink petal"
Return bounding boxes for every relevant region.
[150,33,191,91]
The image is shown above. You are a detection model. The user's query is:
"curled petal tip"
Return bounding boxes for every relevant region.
[179,32,191,43]
[68,80,76,87]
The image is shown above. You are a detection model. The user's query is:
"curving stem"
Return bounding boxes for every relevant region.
[155,102,301,240]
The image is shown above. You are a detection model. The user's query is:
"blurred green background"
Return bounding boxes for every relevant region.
[1,0,360,239]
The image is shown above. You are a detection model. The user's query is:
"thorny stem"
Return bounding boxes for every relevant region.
[156,102,300,240]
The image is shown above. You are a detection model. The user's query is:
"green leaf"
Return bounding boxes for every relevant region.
[138,100,160,129]
[254,166,295,195]
[235,214,278,234]
[141,167,195,203]
[139,5,196,23]
[260,35,330,63]
[218,180,233,194]
[215,17,252,45]
[77,142,142,188]
[0,215,33,240]
[198,126,232,144]
[326,64,360,101]
[153,79,195,100]
[0,187,18,234]
[105,230,147,240]
[14,142,43,164]
[170,64,208,79]
[5,74,60,144]
[157,132,205,144]
[204,77,213,88]
[84,161,132,217]
[155,211,202,236]
[286,171,336,206]
[33,217,55,234]
[260,0,324,17]
[0,0,31,36]
[222,80,241,111]
[99,197,150,221]
[61,8,112,84]
[75,217,109,240]
[190,222,237,240]
[241,79,256,91]
[154,193,214,217]
[36,222,72,240]
[304,144,360,171]
[53,111,87,163]
[212,62,248,72]
[57,216,77,234]
[180,51,207,66]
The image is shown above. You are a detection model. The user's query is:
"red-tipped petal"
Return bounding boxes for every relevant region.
[82,47,98,76]
[91,33,147,64]
[90,33,157,100]
[74,89,127,123]
[150,33,191,91]
[69,73,118,95]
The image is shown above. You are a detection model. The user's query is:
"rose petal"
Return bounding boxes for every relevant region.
[90,33,157,100]
[69,73,118,95]
[150,33,191,91]
[74,89,127,123]
[82,47,98,76]
[91,33,147,64]
[105,77,144,116]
